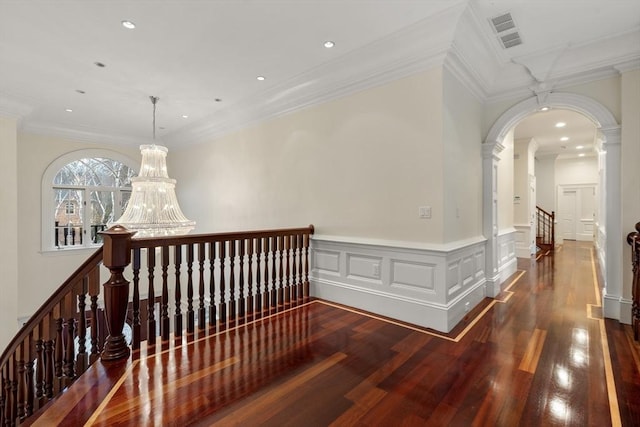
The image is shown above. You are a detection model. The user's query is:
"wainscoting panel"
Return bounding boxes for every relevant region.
[310,236,488,333]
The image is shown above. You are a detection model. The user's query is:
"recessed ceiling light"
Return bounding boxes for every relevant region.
[181,115,189,119]
[214,98,222,102]
[75,89,85,94]
[94,61,106,68]
[560,136,569,141]
[256,76,265,81]
[121,20,136,29]
[324,41,335,48]
[576,145,584,149]
[65,108,73,113]
[540,106,550,111]
[579,153,585,157]
[555,122,566,128]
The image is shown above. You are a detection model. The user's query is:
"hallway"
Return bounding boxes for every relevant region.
[29,242,639,426]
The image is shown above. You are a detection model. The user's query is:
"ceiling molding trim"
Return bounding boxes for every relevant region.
[0,95,33,120]
[443,50,487,103]
[21,122,149,147]
[614,59,640,73]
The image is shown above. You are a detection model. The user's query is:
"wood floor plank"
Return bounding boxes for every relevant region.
[24,241,640,426]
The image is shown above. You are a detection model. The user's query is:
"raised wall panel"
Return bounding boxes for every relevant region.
[390,260,436,294]
[461,255,474,287]
[314,250,340,275]
[347,254,382,282]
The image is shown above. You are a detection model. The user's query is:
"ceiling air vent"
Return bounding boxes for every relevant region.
[500,32,522,49]
[490,12,516,33]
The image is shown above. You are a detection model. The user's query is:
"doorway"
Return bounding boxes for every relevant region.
[558,185,596,241]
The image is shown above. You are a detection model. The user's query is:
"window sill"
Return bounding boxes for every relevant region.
[40,246,102,256]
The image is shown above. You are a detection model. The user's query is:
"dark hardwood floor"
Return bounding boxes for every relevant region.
[27,241,640,426]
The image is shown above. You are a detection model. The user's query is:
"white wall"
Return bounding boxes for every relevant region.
[535,156,556,213]
[442,68,483,243]
[17,133,139,318]
[172,68,447,244]
[555,157,598,185]
[621,68,640,302]
[0,117,18,349]
[513,138,534,225]
[497,129,514,232]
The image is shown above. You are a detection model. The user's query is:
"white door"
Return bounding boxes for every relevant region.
[559,189,577,240]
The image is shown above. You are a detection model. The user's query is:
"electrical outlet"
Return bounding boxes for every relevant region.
[464,302,470,312]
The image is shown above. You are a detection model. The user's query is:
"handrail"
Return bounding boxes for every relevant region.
[536,206,555,253]
[0,247,103,364]
[0,224,314,426]
[627,221,640,340]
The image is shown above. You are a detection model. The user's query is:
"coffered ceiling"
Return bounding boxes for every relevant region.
[0,0,638,149]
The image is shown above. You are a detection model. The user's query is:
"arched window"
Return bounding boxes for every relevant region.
[42,150,137,251]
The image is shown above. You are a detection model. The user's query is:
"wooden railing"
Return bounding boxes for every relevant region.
[536,206,555,253]
[627,221,640,340]
[0,225,314,426]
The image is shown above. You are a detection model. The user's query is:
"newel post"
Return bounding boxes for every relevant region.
[100,225,136,361]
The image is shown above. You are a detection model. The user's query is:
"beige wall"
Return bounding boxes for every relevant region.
[17,133,139,317]
[172,68,449,244]
[621,69,640,299]
[442,68,483,242]
[497,129,514,232]
[0,118,18,349]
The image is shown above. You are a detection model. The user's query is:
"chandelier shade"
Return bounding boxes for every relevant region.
[113,97,195,237]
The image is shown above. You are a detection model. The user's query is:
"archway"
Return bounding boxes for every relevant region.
[483,92,623,321]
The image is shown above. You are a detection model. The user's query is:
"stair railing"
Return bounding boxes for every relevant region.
[0,224,314,426]
[536,206,555,252]
[627,221,640,340]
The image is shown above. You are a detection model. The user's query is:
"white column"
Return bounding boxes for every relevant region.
[483,142,504,297]
[601,126,623,319]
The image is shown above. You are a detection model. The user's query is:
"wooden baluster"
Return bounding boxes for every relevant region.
[229,240,237,323]
[198,242,206,330]
[64,317,76,379]
[34,338,44,402]
[291,235,298,304]
[187,244,195,333]
[89,294,99,361]
[271,236,278,312]
[277,236,284,310]
[161,246,170,341]
[297,234,304,299]
[263,237,270,314]
[54,314,63,378]
[16,344,25,420]
[285,235,291,306]
[132,248,141,350]
[4,363,13,427]
[77,285,87,360]
[147,247,157,345]
[208,242,216,328]
[304,230,311,298]
[44,338,54,399]
[247,239,254,318]
[255,238,262,316]
[174,245,183,337]
[219,241,227,326]
[25,356,34,418]
[101,226,134,361]
[238,239,246,320]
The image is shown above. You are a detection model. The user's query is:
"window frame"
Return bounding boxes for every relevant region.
[42,149,138,252]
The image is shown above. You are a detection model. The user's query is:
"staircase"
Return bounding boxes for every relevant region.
[536,206,555,256]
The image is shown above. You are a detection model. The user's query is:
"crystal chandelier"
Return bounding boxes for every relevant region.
[115,96,195,237]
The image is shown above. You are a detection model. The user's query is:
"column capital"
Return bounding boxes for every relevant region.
[482,142,505,160]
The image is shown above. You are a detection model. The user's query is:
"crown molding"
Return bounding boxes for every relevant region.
[22,121,149,147]
[614,59,640,73]
[0,94,33,120]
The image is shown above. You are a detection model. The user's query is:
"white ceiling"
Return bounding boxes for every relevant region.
[0,0,639,149]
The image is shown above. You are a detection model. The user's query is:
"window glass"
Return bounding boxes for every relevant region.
[51,157,135,249]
